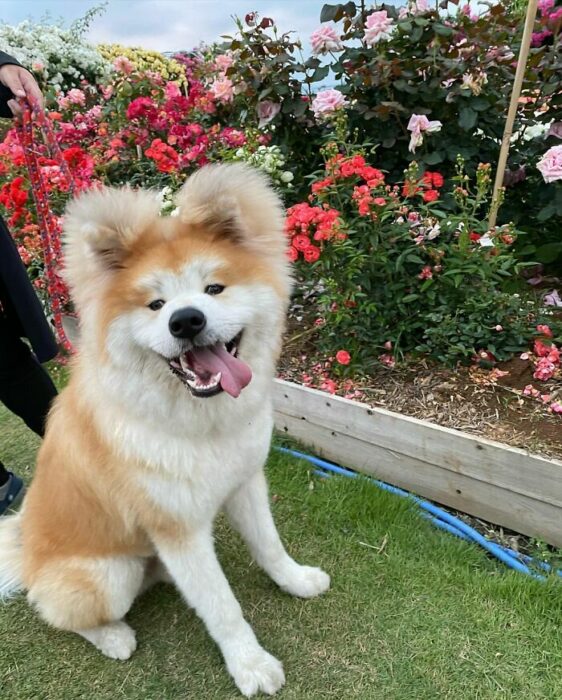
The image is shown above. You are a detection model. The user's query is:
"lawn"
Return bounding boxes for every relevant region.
[1,396,562,699]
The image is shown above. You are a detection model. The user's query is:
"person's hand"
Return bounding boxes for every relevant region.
[0,64,44,116]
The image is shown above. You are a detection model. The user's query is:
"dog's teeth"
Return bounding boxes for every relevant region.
[179,355,191,374]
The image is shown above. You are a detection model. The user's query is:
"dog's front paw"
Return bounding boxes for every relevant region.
[279,564,331,599]
[226,646,285,697]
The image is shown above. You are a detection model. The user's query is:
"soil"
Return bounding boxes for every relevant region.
[279,314,562,462]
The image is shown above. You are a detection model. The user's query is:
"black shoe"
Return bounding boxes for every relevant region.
[0,473,25,516]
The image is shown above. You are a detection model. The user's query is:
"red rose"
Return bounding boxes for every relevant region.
[336,350,351,365]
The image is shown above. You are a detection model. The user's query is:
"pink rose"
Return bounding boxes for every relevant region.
[113,56,134,75]
[66,89,86,106]
[165,82,182,99]
[210,77,234,103]
[379,353,396,368]
[364,11,394,46]
[257,100,281,128]
[407,114,442,153]
[538,0,555,13]
[85,105,102,120]
[101,85,114,100]
[311,89,348,120]
[533,358,556,381]
[418,265,433,280]
[56,94,69,110]
[547,122,562,140]
[537,145,562,183]
[536,324,553,337]
[544,289,562,307]
[215,53,234,72]
[310,25,343,55]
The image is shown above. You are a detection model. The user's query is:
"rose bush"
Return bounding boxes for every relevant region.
[287,139,561,366]
[208,2,561,263]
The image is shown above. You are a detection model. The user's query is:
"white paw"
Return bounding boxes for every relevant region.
[227,646,285,697]
[279,565,331,599]
[97,622,137,660]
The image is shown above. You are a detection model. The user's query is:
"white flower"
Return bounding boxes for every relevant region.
[407,114,443,153]
[478,234,495,247]
[281,171,294,183]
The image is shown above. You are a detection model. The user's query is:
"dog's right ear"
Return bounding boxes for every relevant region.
[63,187,162,312]
[63,186,161,274]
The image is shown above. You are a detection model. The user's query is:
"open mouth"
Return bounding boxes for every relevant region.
[168,332,252,398]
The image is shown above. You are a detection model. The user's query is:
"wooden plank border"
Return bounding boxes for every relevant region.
[273,379,562,547]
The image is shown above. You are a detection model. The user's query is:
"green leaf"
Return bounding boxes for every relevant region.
[535,242,562,264]
[411,25,424,42]
[311,65,330,82]
[423,151,444,165]
[433,23,454,36]
[402,294,420,303]
[537,204,556,221]
[470,97,490,112]
[458,107,478,130]
[320,3,343,22]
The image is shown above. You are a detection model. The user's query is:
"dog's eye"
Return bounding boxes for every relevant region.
[205,284,225,296]
[148,299,166,311]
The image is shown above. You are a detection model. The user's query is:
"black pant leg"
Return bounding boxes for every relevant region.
[0,316,57,438]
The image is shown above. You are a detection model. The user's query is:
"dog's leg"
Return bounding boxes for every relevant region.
[154,527,285,698]
[78,621,137,660]
[28,556,144,661]
[137,556,173,596]
[225,470,330,598]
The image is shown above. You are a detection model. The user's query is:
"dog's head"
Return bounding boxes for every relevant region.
[63,164,292,399]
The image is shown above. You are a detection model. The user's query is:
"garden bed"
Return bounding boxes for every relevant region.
[279,308,562,461]
[274,379,562,548]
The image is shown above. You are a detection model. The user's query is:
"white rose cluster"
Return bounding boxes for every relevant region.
[233,145,294,188]
[0,20,111,90]
[156,186,180,217]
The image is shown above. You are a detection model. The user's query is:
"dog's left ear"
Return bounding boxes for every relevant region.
[175,163,287,261]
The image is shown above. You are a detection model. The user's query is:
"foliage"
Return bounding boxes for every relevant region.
[210,2,562,263]
[287,136,560,366]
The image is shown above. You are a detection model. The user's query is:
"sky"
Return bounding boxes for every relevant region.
[0,0,325,53]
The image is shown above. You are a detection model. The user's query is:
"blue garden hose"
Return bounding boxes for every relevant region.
[276,446,562,581]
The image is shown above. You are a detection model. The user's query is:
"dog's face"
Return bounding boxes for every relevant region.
[63,164,292,400]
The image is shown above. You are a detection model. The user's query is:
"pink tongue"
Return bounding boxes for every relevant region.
[187,344,252,398]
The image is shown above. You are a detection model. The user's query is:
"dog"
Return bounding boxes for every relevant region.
[0,163,330,697]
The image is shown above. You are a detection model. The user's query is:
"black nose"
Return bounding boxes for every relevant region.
[169,307,207,339]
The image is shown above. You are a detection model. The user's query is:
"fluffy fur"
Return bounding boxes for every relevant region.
[0,164,329,696]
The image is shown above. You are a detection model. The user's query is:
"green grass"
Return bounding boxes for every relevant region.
[1,397,562,699]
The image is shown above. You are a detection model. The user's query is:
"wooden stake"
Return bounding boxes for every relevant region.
[488,0,538,229]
